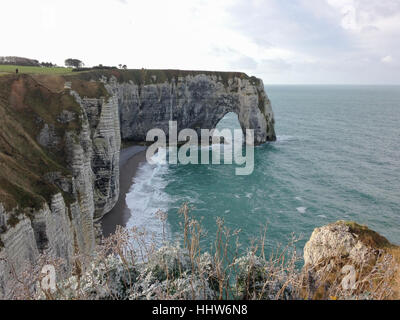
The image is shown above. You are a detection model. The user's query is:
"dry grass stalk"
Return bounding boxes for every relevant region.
[1,204,397,300]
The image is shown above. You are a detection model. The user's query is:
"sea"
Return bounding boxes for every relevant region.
[125,85,400,256]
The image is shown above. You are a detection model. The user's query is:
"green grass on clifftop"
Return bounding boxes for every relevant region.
[0,65,74,76]
[0,65,262,88]
[342,221,392,249]
[66,68,261,87]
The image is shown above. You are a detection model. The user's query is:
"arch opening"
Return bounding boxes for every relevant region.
[215,112,241,132]
[213,112,244,146]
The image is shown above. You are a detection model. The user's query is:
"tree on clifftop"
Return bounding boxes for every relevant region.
[65,58,84,68]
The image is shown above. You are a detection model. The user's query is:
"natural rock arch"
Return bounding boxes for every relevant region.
[112,73,276,145]
[214,112,241,130]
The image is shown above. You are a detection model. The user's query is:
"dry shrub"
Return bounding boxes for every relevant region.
[2,203,398,300]
[302,251,398,300]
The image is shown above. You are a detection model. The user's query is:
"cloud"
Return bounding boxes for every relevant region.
[326,0,400,33]
[259,59,292,74]
[223,0,400,83]
[231,55,258,70]
[381,55,394,63]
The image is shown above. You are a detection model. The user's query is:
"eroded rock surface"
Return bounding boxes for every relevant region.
[304,221,377,267]
[110,74,276,145]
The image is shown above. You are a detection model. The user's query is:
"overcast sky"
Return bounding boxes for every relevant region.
[2,0,400,84]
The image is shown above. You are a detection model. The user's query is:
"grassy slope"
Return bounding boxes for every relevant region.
[0,65,255,84]
[65,68,259,87]
[0,74,86,216]
[0,64,258,88]
[0,65,74,76]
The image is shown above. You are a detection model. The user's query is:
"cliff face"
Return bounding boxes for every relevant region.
[303,221,399,299]
[111,73,276,145]
[0,74,120,298]
[0,70,276,298]
[69,91,121,221]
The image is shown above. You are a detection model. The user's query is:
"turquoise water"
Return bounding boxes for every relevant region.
[126,85,400,254]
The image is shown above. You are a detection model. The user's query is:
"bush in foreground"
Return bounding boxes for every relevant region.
[3,204,398,300]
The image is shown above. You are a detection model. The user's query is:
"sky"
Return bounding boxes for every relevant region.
[2,0,400,84]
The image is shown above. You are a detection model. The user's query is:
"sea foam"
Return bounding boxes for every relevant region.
[296,207,307,214]
[125,148,171,245]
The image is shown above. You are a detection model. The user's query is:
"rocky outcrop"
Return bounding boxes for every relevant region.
[304,221,378,267]
[303,221,396,268]
[111,73,276,145]
[302,221,398,300]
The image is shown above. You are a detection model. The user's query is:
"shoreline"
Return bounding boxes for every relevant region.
[100,145,147,238]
